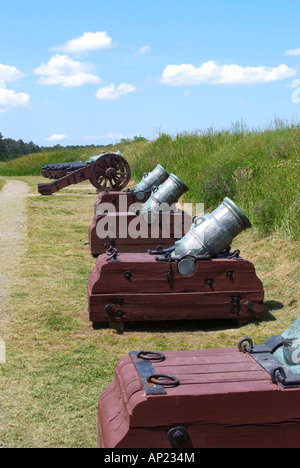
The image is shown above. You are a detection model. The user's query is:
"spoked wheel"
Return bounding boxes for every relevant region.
[90,153,131,191]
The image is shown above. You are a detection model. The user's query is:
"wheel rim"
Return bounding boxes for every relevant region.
[90,153,131,191]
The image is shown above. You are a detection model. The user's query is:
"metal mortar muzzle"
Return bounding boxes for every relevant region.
[172,197,252,259]
[133,165,169,200]
[140,174,189,223]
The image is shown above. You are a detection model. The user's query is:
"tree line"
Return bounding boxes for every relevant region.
[0,132,104,162]
[0,132,42,161]
[0,132,148,162]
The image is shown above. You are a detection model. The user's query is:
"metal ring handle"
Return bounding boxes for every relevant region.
[192,215,205,226]
[147,374,180,387]
[137,351,166,362]
[238,337,254,354]
[271,367,287,385]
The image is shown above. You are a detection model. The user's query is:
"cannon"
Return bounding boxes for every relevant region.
[88,172,192,256]
[272,315,300,373]
[98,317,300,448]
[41,161,90,180]
[93,164,169,215]
[88,197,264,328]
[37,152,131,195]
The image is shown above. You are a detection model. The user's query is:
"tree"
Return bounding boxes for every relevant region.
[133,135,148,143]
[0,132,7,161]
[26,141,40,154]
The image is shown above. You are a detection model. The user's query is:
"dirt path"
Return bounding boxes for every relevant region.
[0,180,29,361]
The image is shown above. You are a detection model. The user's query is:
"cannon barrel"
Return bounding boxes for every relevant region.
[133,164,169,195]
[172,197,251,259]
[140,173,189,222]
[273,315,300,371]
[38,152,131,194]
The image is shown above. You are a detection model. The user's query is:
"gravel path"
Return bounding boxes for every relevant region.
[0,180,29,361]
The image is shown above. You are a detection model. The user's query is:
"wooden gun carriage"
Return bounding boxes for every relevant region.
[88,250,264,328]
[88,198,264,328]
[88,172,191,256]
[88,210,192,257]
[37,152,131,195]
[98,323,300,448]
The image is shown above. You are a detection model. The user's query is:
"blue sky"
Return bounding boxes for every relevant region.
[1,0,300,146]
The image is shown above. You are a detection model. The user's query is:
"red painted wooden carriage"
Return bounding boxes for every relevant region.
[37,152,131,195]
[88,197,264,329]
[88,209,192,256]
[98,335,300,448]
[88,250,264,328]
[93,189,151,216]
[89,172,191,257]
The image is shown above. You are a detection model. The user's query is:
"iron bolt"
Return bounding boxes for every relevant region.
[245,300,254,310]
[115,310,124,318]
[105,305,113,314]
[205,278,214,287]
[124,271,132,281]
[167,426,189,447]
[232,295,241,303]
[232,306,240,316]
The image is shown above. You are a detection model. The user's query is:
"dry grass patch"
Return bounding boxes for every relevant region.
[0,178,6,192]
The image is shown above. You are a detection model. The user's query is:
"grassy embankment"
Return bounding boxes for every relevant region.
[1,122,299,239]
[0,123,299,447]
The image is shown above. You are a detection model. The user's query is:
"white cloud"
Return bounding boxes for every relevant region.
[0,63,24,82]
[0,88,30,112]
[45,133,68,142]
[161,60,297,86]
[285,48,300,56]
[136,45,151,56]
[34,54,100,88]
[52,31,114,54]
[96,83,136,101]
[0,63,29,112]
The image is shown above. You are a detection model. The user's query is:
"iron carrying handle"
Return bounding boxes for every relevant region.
[192,215,205,226]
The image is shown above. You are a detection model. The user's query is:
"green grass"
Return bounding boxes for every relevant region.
[1,121,299,240]
[0,146,115,177]
[0,176,299,447]
[126,124,300,241]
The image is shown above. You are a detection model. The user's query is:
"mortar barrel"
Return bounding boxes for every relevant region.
[134,164,169,193]
[172,197,251,258]
[141,174,189,221]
